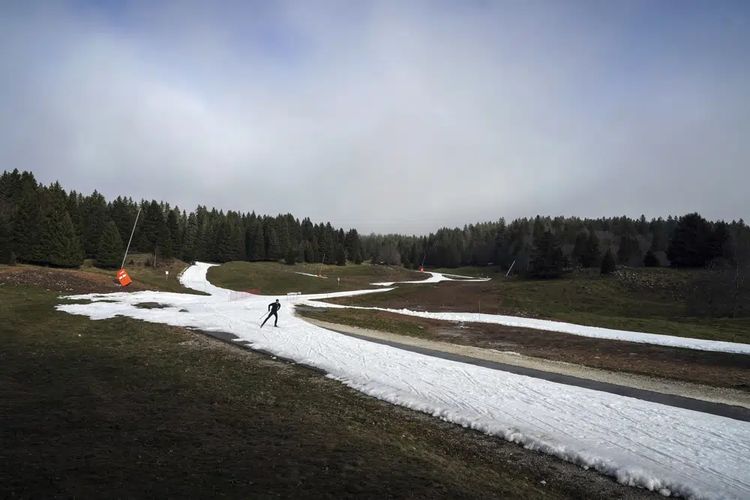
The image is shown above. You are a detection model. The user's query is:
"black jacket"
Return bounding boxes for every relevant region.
[268,302,281,313]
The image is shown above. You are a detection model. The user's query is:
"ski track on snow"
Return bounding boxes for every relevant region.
[56,262,750,499]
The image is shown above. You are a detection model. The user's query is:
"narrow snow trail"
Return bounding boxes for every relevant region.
[294,271,327,278]
[371,271,491,286]
[56,263,750,499]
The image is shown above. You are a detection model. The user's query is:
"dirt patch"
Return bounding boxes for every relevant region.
[299,307,750,391]
[0,266,153,294]
[134,302,168,309]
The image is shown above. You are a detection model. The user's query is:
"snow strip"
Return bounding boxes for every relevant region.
[302,302,750,355]
[371,271,491,286]
[55,263,750,499]
[295,272,328,279]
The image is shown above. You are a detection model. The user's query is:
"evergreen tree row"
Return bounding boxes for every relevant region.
[0,170,363,268]
[2,169,746,279]
[362,213,749,278]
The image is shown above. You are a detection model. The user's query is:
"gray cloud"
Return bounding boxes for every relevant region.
[1,1,748,233]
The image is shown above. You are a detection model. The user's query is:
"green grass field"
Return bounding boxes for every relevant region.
[0,281,650,498]
[207,261,423,295]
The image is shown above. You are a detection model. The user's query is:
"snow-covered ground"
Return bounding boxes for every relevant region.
[56,263,750,499]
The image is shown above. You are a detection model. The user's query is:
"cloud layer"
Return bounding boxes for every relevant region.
[1,1,748,233]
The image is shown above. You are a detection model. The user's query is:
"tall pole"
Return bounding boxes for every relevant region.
[120,207,142,270]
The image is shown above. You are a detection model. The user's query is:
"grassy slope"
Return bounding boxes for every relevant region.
[80,253,197,293]
[0,284,651,498]
[207,261,423,295]
[325,267,750,344]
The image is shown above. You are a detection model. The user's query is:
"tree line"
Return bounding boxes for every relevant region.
[362,213,750,277]
[0,170,363,268]
[2,169,747,281]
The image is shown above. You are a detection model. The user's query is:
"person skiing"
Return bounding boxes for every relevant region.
[261,299,281,328]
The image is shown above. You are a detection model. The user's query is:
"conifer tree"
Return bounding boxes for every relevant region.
[140,200,167,254]
[529,230,564,278]
[0,216,14,264]
[79,191,108,258]
[335,244,346,266]
[265,225,281,260]
[166,208,182,257]
[583,231,600,267]
[344,229,363,264]
[214,219,234,262]
[96,220,124,268]
[285,246,296,265]
[248,220,265,260]
[667,213,713,267]
[618,234,641,266]
[40,198,83,267]
[182,213,198,262]
[572,232,587,267]
[304,240,315,262]
[109,196,136,243]
[12,186,44,263]
[159,221,173,258]
[275,217,290,257]
[601,248,616,275]
[230,218,245,261]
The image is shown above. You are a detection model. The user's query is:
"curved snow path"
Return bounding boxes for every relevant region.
[370,271,491,286]
[56,263,750,499]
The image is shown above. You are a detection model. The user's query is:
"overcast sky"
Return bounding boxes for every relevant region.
[1,1,748,233]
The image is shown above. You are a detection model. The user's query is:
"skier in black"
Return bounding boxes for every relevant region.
[261,299,281,328]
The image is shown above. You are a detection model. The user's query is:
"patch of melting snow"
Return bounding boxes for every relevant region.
[491,350,522,356]
[371,271,491,287]
[295,272,328,279]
